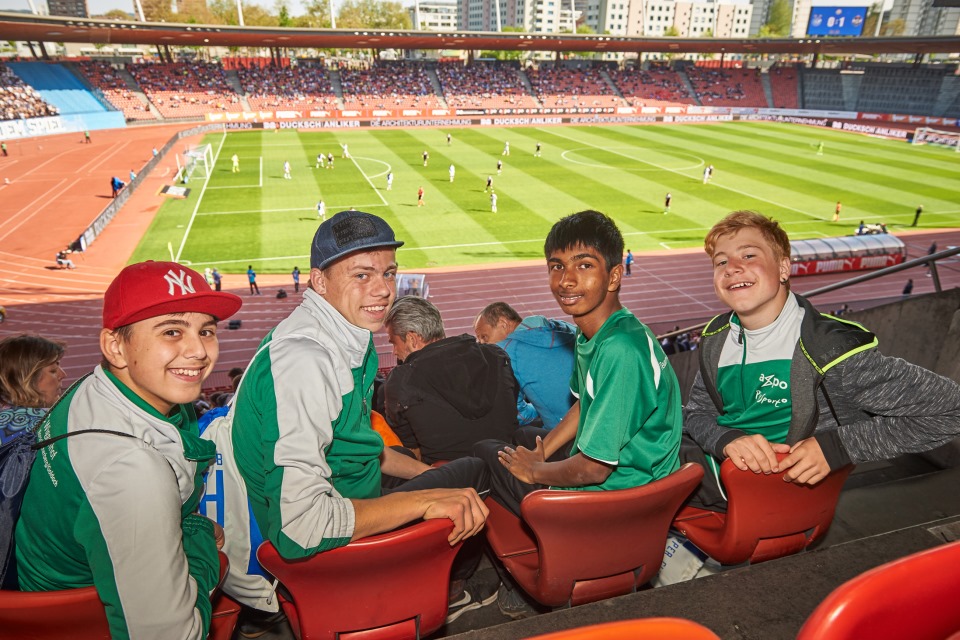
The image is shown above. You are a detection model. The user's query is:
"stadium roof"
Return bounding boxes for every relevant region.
[1,11,959,56]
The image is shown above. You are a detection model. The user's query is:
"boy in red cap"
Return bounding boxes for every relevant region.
[15,261,241,640]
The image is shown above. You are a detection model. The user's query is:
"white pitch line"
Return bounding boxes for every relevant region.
[195,203,389,217]
[174,132,227,263]
[660,242,671,249]
[542,127,824,222]
[349,155,388,206]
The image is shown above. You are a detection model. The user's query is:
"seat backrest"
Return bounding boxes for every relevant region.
[0,586,110,638]
[719,454,852,563]
[257,519,459,640]
[0,551,233,640]
[797,540,960,640]
[521,462,703,605]
[529,617,721,639]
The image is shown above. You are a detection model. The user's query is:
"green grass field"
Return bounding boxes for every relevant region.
[130,122,960,273]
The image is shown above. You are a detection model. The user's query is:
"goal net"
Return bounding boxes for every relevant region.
[912,127,960,152]
[175,144,215,183]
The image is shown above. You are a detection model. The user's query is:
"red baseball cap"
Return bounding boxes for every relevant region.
[103,261,242,330]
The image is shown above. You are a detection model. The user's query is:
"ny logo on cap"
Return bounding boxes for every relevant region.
[164,269,196,296]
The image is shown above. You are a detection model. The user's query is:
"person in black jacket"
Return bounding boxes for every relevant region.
[384,296,520,464]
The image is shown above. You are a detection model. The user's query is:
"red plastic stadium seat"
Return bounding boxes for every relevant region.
[485,463,703,608]
[0,584,109,638]
[0,551,236,639]
[528,618,721,639]
[256,519,460,640]
[673,453,852,565]
[797,540,960,640]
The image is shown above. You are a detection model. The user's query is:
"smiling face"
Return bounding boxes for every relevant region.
[711,227,791,330]
[311,249,398,333]
[100,312,219,416]
[33,360,65,407]
[548,243,622,338]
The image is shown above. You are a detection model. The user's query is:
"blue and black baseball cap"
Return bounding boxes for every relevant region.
[310,210,404,270]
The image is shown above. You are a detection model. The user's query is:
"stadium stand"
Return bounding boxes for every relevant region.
[800,69,849,111]
[855,64,945,117]
[768,64,800,109]
[1,62,61,120]
[437,61,538,111]
[74,61,158,121]
[127,61,242,119]
[339,61,440,111]
[237,63,338,112]
[685,63,768,107]
[5,61,106,116]
[608,64,696,108]
[527,66,621,109]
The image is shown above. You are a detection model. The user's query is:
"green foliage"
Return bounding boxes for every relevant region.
[663,25,680,36]
[337,0,412,29]
[132,124,960,273]
[763,0,791,37]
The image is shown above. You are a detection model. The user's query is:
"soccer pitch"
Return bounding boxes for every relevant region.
[130,122,960,273]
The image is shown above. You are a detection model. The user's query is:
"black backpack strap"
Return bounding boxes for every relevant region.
[32,429,136,450]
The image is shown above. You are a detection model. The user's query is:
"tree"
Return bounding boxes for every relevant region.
[297,0,333,28]
[337,0,412,30]
[701,28,714,37]
[92,9,134,19]
[881,18,905,35]
[762,0,791,37]
[276,0,293,27]
[664,25,680,36]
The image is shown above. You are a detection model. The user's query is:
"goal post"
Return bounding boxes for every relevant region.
[175,143,215,183]
[912,127,960,152]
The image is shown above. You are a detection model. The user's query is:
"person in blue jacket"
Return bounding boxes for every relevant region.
[474,301,576,430]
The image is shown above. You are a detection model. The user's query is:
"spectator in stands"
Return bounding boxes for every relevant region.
[682,211,960,515]
[213,210,493,634]
[16,261,242,639]
[0,334,65,445]
[474,301,576,431]
[383,296,520,464]
[474,210,682,616]
[0,63,59,121]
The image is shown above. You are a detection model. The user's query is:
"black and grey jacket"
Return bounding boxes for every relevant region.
[684,293,960,471]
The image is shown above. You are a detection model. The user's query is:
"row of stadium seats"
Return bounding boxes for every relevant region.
[7,59,960,123]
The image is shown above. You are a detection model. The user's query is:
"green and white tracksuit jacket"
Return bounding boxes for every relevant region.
[15,366,219,640]
[685,293,960,472]
[213,288,382,609]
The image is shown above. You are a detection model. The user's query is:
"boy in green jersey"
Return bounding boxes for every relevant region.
[476,210,682,513]
[684,211,960,509]
[475,210,683,616]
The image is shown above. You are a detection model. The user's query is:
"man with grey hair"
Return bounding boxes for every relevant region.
[384,296,521,464]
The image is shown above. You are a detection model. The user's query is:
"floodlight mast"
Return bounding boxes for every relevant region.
[134,0,146,22]
[237,0,245,26]
[330,0,336,28]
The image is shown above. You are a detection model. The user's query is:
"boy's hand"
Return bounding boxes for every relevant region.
[498,436,546,484]
[420,488,489,545]
[723,434,789,474]
[778,438,831,485]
